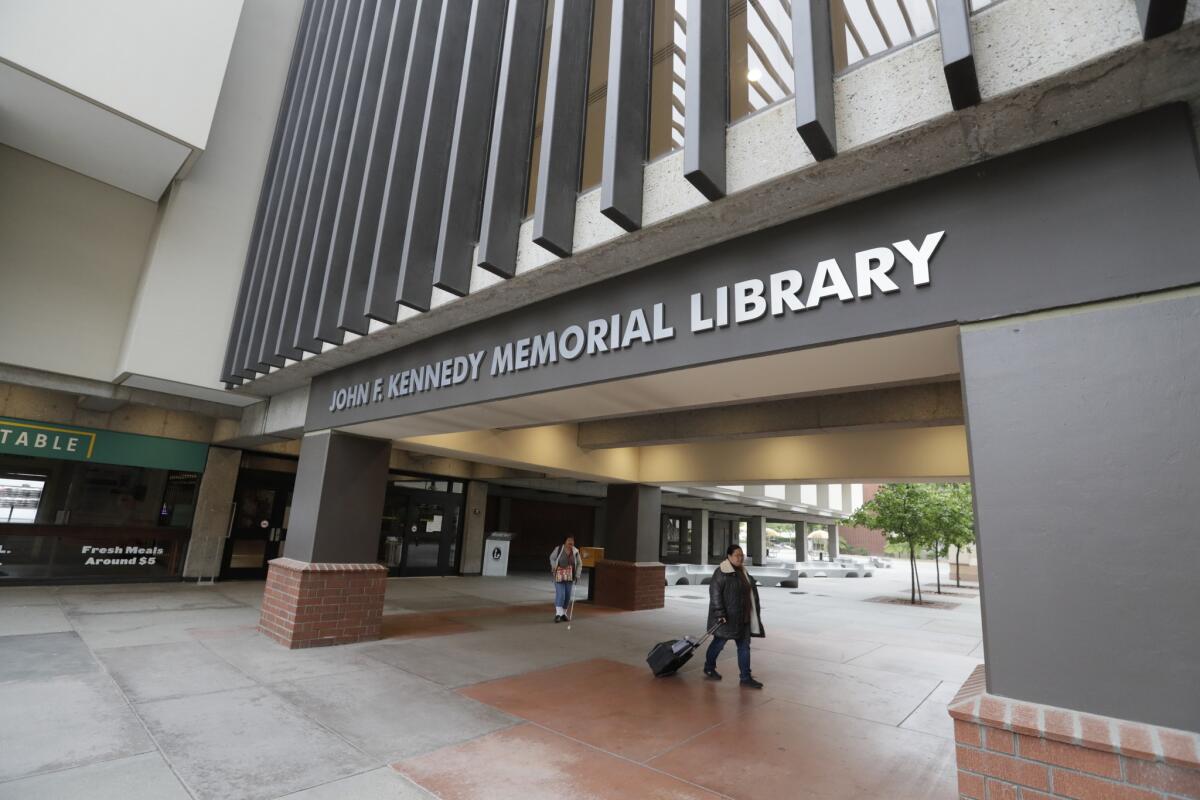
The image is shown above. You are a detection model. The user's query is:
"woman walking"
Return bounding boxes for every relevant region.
[549,536,582,623]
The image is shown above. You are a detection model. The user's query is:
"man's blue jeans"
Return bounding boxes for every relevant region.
[704,635,751,681]
[554,580,573,608]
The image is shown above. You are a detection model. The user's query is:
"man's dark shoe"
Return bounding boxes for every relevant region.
[703,667,722,681]
[740,677,764,689]
[554,615,562,623]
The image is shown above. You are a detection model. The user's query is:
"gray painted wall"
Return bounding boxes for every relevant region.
[283,431,390,563]
[960,290,1200,731]
[307,106,1200,431]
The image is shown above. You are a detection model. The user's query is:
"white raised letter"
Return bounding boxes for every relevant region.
[893,230,945,286]
[855,247,898,297]
[806,258,854,307]
[690,292,714,332]
[769,270,805,315]
[733,279,767,323]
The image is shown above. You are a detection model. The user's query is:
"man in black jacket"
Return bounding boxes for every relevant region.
[703,544,765,688]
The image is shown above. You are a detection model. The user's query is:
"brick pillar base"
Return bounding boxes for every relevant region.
[258,558,386,649]
[594,560,665,611]
[950,665,1200,799]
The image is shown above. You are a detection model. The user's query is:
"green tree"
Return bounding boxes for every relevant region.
[847,483,940,604]
[939,483,976,588]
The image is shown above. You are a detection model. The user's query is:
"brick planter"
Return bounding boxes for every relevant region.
[594,560,665,611]
[258,558,386,649]
[950,665,1200,799]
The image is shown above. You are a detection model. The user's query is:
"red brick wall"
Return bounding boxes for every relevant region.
[258,558,387,649]
[594,560,665,611]
[950,665,1200,799]
[840,483,888,555]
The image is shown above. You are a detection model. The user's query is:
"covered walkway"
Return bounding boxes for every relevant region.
[0,567,979,799]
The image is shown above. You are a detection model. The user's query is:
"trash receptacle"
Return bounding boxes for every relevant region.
[482,532,514,577]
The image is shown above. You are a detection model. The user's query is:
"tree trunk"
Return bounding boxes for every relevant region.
[908,541,916,604]
[955,545,962,588]
[934,539,942,594]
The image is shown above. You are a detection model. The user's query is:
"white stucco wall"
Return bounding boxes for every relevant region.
[0,145,157,381]
[0,0,244,148]
[116,0,305,391]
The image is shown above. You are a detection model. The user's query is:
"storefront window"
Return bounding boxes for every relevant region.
[0,452,200,582]
[0,474,43,524]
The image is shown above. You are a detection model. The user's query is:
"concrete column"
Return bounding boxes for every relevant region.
[959,293,1200,731]
[784,484,804,505]
[698,509,710,565]
[841,484,855,514]
[282,431,390,563]
[459,481,488,575]
[746,515,765,565]
[260,432,390,649]
[828,523,840,560]
[182,446,241,580]
[815,484,832,509]
[595,484,664,610]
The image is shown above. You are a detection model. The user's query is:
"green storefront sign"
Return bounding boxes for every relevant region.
[0,416,209,472]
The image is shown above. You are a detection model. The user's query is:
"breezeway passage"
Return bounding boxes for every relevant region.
[0,566,978,799]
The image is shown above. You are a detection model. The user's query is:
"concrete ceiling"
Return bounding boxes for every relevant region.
[0,61,191,200]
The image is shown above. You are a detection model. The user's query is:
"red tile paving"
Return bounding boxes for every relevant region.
[459,658,769,763]
[393,723,724,800]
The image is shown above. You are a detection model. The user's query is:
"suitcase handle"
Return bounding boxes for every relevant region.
[694,622,722,647]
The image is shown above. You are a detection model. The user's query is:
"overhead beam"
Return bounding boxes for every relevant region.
[292,0,381,354]
[476,0,549,277]
[275,0,363,361]
[683,0,729,200]
[395,0,474,312]
[254,0,344,371]
[237,0,329,378]
[792,0,837,161]
[532,0,596,257]
[335,0,418,334]
[313,0,403,346]
[387,424,970,485]
[600,0,653,231]
[1134,0,1187,39]
[431,0,511,297]
[222,0,317,384]
[935,0,981,110]
[366,0,448,319]
[577,381,964,448]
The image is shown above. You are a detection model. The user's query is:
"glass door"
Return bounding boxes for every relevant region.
[378,482,463,577]
[221,470,293,579]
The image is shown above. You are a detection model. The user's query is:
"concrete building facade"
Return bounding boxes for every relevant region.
[2,1,1198,797]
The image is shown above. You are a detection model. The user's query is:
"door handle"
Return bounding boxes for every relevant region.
[225,502,237,539]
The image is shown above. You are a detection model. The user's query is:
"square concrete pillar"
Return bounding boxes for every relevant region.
[959,293,1200,731]
[746,515,765,565]
[459,481,488,575]
[815,484,831,509]
[259,431,391,648]
[596,484,664,610]
[828,524,840,560]
[182,446,241,580]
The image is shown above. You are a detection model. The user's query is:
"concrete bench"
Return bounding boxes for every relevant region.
[664,564,802,588]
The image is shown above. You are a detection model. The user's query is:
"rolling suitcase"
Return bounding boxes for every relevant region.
[646,623,720,677]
